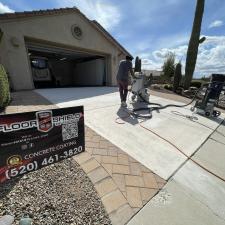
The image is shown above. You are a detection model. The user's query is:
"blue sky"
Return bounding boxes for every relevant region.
[0,0,225,77]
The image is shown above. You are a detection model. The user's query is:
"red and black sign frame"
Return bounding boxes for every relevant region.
[0,106,85,183]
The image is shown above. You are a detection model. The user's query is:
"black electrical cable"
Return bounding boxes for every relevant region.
[115,80,225,182]
[139,120,225,183]
[130,80,225,119]
[171,110,198,121]
[115,107,225,183]
[131,87,201,119]
[171,110,225,138]
[128,91,162,107]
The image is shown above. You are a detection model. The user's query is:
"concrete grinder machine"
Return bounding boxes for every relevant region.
[130,72,225,118]
[130,72,151,103]
[191,74,225,117]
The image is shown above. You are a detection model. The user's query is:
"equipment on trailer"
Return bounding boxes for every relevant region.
[191,74,225,117]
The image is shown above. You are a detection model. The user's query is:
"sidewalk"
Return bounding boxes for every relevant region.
[126,89,225,225]
[127,120,225,225]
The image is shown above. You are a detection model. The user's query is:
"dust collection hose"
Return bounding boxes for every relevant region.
[130,87,201,119]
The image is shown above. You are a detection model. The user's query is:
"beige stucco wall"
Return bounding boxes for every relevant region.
[0,12,126,90]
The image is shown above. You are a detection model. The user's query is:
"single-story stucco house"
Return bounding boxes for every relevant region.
[0,7,132,91]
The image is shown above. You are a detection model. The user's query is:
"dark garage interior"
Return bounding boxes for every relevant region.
[27,45,107,89]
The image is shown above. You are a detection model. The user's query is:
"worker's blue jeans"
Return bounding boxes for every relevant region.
[118,80,128,102]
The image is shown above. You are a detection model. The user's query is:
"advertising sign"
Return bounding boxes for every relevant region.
[0,106,85,183]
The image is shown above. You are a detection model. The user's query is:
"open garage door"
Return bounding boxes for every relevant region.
[26,42,108,88]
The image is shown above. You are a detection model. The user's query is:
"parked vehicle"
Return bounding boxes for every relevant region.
[30,56,55,88]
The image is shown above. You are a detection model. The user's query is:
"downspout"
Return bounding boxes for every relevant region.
[0,28,3,44]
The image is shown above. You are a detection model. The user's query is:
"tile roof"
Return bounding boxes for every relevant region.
[0,7,79,19]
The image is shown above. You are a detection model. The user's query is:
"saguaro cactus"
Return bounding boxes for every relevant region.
[184,0,205,89]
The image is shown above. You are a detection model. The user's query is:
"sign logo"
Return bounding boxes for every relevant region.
[36,111,53,132]
[7,155,22,166]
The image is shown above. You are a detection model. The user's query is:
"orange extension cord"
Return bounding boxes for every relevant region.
[115,109,225,183]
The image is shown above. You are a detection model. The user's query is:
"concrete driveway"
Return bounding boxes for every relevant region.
[36,87,223,179]
[128,122,225,225]
[36,87,225,225]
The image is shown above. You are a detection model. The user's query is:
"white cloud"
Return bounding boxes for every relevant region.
[157,33,189,49]
[196,36,225,75]
[204,35,225,45]
[134,32,189,54]
[135,39,153,52]
[141,59,162,71]
[209,20,223,28]
[137,53,163,70]
[153,45,187,60]
[0,2,14,13]
[142,59,151,65]
[139,45,187,71]
[138,35,225,77]
[56,0,121,30]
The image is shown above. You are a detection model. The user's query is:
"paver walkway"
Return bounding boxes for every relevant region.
[74,127,166,224]
[4,91,166,225]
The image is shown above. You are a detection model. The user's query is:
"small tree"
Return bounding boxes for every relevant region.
[0,64,10,109]
[162,52,176,81]
[139,58,142,72]
[134,56,142,72]
[173,62,182,92]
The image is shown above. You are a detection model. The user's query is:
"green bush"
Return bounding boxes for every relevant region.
[0,64,10,108]
[190,81,202,89]
[173,62,182,92]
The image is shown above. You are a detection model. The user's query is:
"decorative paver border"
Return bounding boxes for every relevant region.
[5,91,167,225]
[73,127,166,224]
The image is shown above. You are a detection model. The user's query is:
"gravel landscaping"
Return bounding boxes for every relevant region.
[0,159,111,225]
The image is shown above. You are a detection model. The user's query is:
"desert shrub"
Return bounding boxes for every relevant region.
[0,64,10,109]
[164,84,173,91]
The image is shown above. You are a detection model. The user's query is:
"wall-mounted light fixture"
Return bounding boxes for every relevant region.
[10,37,20,47]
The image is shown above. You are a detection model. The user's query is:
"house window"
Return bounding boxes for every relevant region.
[71,25,83,40]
